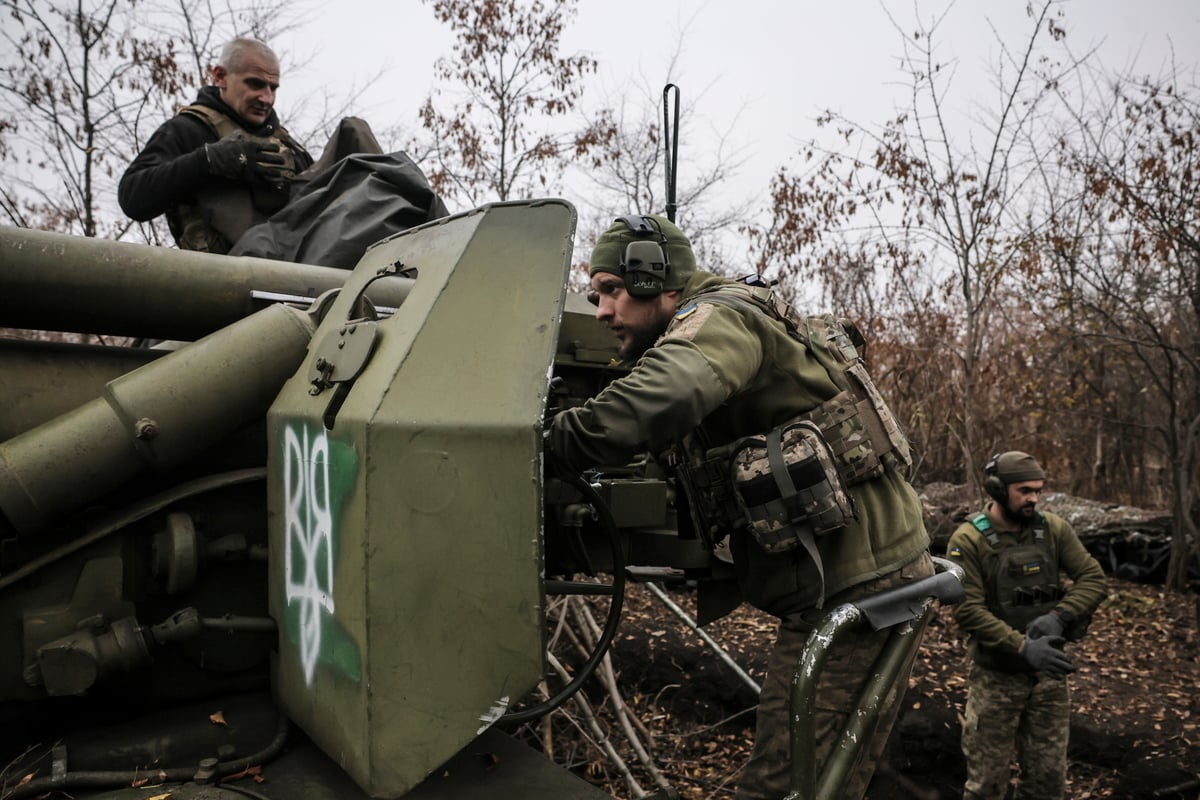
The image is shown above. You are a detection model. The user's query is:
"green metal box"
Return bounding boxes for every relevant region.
[268,200,576,797]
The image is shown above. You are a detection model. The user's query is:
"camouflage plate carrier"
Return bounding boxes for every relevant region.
[673,282,913,604]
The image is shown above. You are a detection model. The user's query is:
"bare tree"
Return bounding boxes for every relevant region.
[122,0,319,246]
[573,75,754,281]
[416,0,613,207]
[750,2,1077,485]
[1031,71,1200,590]
[0,0,186,236]
[0,0,307,241]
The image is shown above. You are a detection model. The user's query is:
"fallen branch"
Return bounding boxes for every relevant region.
[571,597,673,794]
[644,582,762,694]
[1152,776,1200,797]
[547,651,647,798]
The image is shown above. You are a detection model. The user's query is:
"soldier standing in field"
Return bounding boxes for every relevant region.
[946,451,1108,799]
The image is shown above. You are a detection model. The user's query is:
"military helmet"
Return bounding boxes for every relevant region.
[588,214,696,298]
[983,451,1045,503]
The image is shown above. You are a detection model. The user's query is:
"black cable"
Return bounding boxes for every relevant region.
[3,711,289,799]
[501,452,627,725]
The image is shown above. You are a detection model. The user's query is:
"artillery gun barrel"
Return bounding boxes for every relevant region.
[0,302,319,535]
[0,227,413,341]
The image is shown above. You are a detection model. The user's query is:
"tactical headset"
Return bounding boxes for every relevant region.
[613,214,671,298]
[982,454,1007,503]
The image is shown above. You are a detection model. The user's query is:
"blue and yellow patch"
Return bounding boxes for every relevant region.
[1020,561,1043,576]
[663,302,715,342]
[947,546,962,558]
[675,303,699,321]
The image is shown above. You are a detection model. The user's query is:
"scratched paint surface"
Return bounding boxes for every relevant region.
[281,421,362,686]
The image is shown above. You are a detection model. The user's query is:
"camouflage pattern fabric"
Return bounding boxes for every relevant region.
[736,552,935,800]
[730,419,855,554]
[801,314,912,471]
[552,271,932,616]
[800,389,885,484]
[685,289,912,484]
[549,270,934,796]
[961,662,1070,800]
[947,507,1105,800]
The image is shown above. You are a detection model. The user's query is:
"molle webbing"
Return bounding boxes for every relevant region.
[674,445,742,548]
[686,285,912,482]
[977,512,1061,634]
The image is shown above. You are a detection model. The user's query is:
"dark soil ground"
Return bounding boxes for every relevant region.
[530,576,1200,799]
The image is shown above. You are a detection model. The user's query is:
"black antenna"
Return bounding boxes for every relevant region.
[662,84,680,223]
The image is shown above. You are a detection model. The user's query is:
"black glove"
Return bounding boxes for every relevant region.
[1021,635,1075,677]
[1025,611,1067,640]
[205,135,288,185]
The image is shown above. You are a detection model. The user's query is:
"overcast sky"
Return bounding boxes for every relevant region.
[280,0,1199,245]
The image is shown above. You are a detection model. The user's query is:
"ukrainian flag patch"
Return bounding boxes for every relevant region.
[675,304,699,320]
[663,302,715,341]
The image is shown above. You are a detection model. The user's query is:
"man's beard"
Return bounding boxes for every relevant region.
[999,500,1037,525]
[620,326,663,361]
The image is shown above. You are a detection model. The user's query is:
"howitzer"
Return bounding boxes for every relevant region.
[0,203,960,800]
[0,226,412,341]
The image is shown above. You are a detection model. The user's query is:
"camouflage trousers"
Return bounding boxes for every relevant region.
[735,551,934,800]
[961,662,1070,800]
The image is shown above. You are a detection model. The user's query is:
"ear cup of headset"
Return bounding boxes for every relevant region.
[622,239,668,297]
[624,270,665,297]
[982,454,1007,503]
[615,215,670,298]
[983,474,1008,503]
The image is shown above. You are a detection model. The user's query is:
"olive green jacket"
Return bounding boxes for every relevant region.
[945,505,1108,661]
[549,271,930,617]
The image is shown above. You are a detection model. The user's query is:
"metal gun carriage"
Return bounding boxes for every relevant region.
[0,202,960,800]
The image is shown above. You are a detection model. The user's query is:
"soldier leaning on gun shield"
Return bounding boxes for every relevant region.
[946,451,1108,800]
[548,213,934,800]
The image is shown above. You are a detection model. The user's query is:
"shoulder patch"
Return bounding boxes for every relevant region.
[662,302,717,342]
[947,546,962,559]
[675,303,699,320]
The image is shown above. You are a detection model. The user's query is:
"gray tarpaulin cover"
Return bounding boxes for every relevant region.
[228,151,450,269]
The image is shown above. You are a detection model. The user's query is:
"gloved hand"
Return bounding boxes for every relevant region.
[1025,611,1067,640]
[1021,635,1075,677]
[205,134,288,185]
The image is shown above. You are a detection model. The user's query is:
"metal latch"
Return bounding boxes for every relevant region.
[308,320,379,395]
